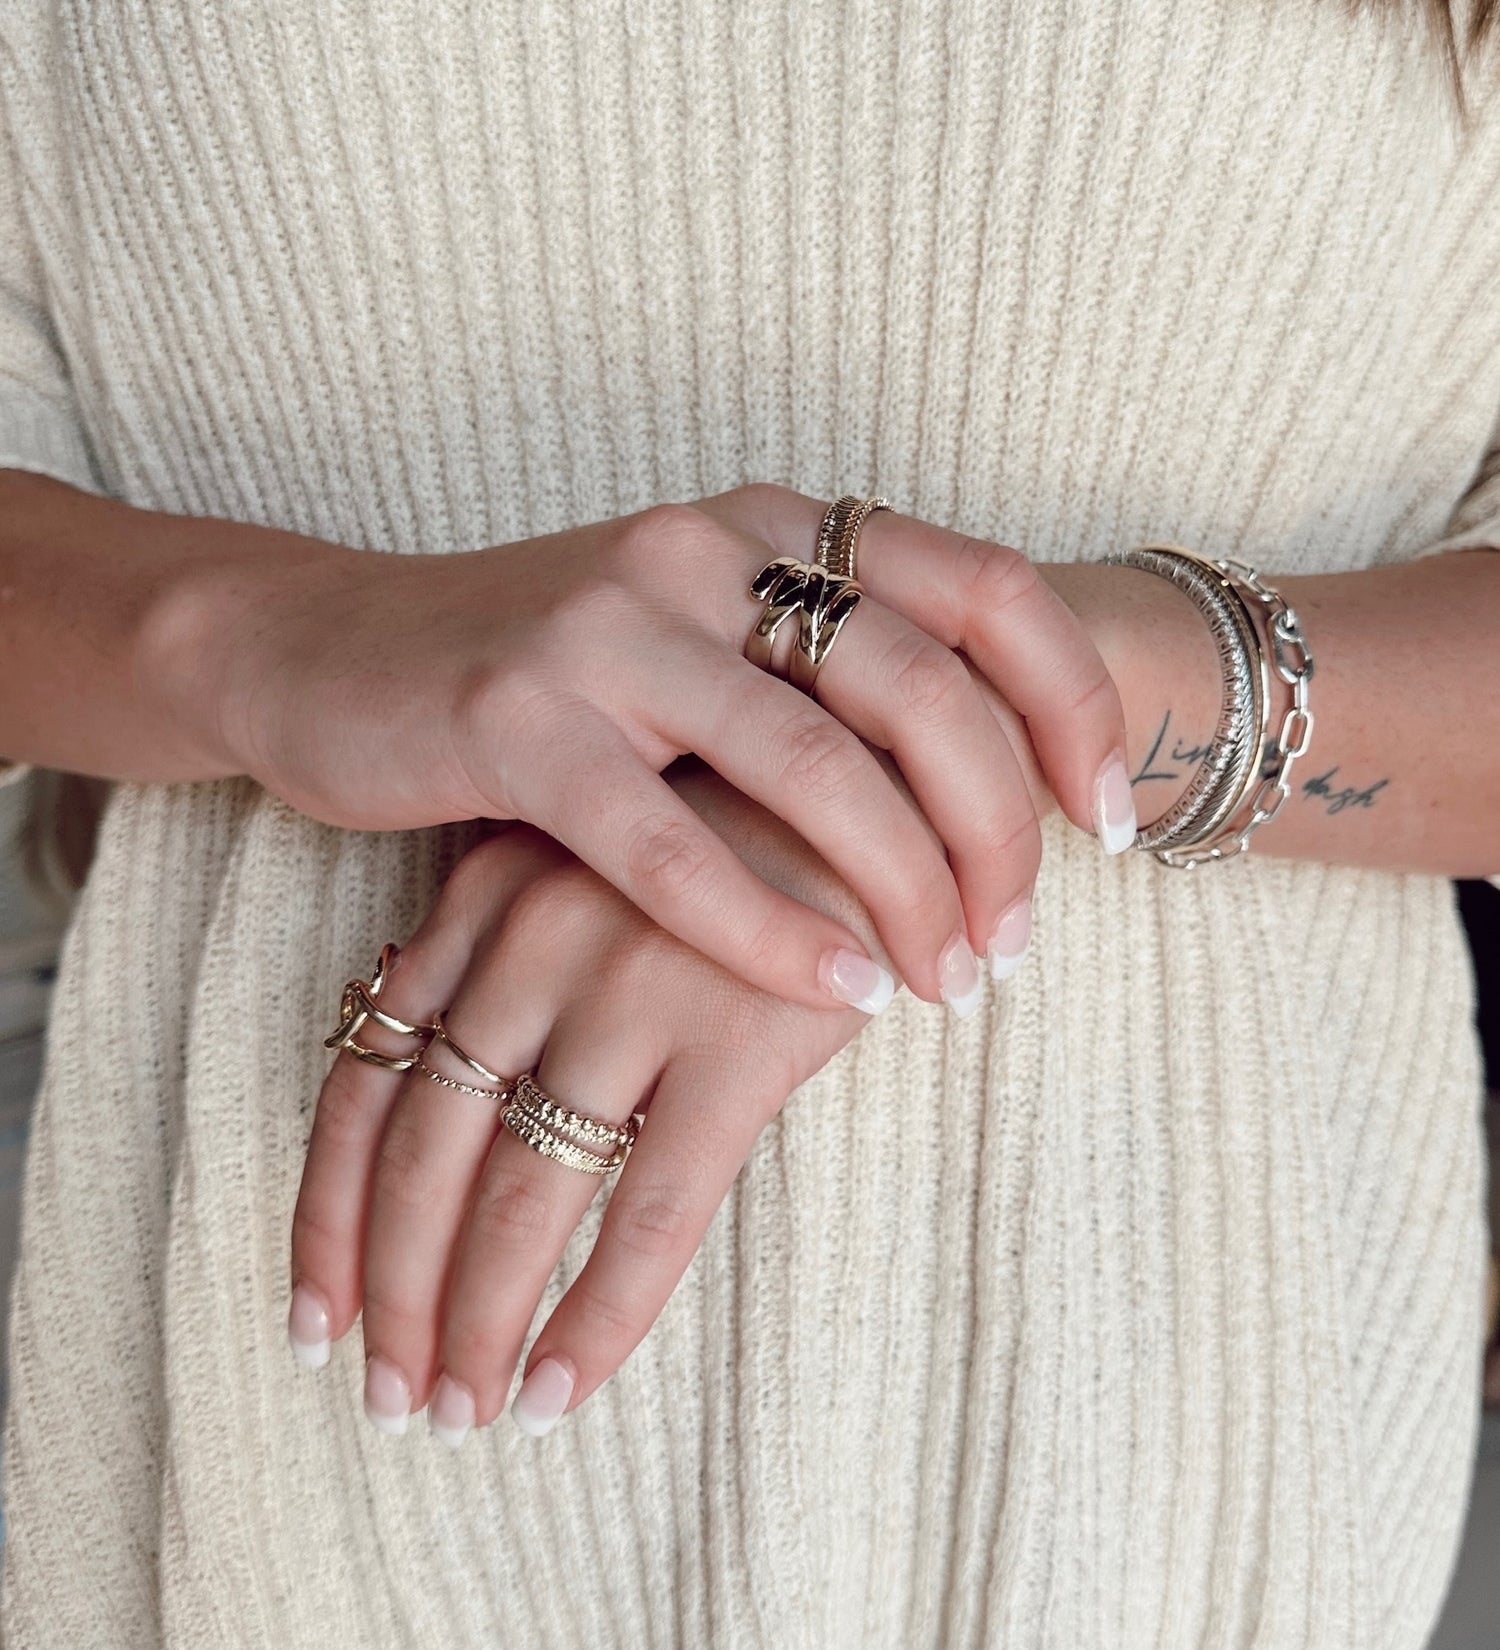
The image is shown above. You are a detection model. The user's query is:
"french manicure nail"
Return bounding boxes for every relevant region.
[428,1373,475,1449]
[819,948,896,1015]
[363,1355,412,1436]
[938,933,983,1019]
[1093,755,1137,855]
[287,1282,331,1370]
[987,898,1033,981]
[511,1357,575,1438]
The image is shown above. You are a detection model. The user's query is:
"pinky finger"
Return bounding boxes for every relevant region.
[511,1053,775,1432]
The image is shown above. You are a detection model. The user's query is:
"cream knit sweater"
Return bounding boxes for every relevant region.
[2,3,1499,1647]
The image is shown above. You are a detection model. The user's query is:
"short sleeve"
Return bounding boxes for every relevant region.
[0,18,100,493]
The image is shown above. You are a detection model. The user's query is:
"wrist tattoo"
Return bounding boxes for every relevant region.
[1134,711,1389,819]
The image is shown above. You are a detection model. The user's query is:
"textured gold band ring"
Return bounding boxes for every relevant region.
[413,1051,513,1103]
[816,493,891,581]
[323,943,435,1071]
[499,1072,641,1176]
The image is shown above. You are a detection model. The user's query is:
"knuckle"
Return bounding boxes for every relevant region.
[372,1112,444,1217]
[569,1275,640,1347]
[1056,659,1119,723]
[441,1315,506,1382]
[290,1197,346,1272]
[990,811,1044,882]
[616,501,712,575]
[888,633,969,720]
[624,816,715,906]
[312,1061,378,1149]
[469,1165,556,1252]
[606,1185,697,1263]
[960,537,1041,625]
[774,711,866,796]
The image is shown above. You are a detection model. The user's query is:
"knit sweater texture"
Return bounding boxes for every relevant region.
[2,2,1499,1646]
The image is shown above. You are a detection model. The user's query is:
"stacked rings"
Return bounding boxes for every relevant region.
[322,952,641,1178]
[745,494,891,694]
[501,1074,641,1176]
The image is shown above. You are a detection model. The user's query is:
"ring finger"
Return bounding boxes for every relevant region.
[432,988,668,1441]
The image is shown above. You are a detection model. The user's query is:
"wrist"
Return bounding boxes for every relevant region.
[138,512,353,783]
[1037,560,1223,831]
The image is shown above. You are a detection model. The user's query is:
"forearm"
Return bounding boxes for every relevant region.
[1045,549,1500,877]
[0,470,326,782]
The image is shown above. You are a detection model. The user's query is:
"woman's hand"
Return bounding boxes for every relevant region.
[289,805,907,1441]
[167,483,1128,1009]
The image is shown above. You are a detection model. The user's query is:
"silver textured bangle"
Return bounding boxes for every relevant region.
[1103,544,1266,856]
[1155,553,1315,868]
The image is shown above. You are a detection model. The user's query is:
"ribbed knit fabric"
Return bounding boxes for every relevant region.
[2,3,1498,1647]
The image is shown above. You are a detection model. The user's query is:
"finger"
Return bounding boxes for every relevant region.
[812,597,1044,1005]
[289,832,540,1366]
[358,929,556,1433]
[514,1042,778,1432]
[434,972,670,1440]
[753,492,1133,850]
[630,639,965,1004]
[517,701,897,1014]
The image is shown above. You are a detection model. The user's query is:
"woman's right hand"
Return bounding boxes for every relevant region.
[180,484,1125,1010]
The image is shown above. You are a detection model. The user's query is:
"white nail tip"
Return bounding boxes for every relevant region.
[942,979,985,1019]
[290,1335,330,1370]
[988,947,1027,982]
[429,1417,470,1450]
[854,971,896,1015]
[511,1358,575,1437]
[1094,759,1138,855]
[365,1406,409,1437]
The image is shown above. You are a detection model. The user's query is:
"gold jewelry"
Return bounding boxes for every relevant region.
[746,555,816,677]
[788,565,863,695]
[429,1012,510,1088]
[499,1072,642,1176]
[816,493,891,580]
[413,1051,513,1103]
[324,944,435,1071]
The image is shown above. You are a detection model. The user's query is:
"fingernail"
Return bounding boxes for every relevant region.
[363,1355,412,1436]
[987,898,1033,981]
[819,948,896,1015]
[428,1373,475,1449]
[1093,755,1137,855]
[511,1356,575,1437]
[287,1282,331,1370]
[938,933,983,1019]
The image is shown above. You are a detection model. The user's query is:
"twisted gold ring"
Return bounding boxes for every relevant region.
[324,943,435,1071]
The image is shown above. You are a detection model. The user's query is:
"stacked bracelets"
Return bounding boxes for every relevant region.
[1102,543,1315,869]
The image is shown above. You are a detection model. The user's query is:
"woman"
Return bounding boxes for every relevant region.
[1,1,1498,1645]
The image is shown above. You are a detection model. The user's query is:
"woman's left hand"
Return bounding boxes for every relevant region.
[288,789,940,1441]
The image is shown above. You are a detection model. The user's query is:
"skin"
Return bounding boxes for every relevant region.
[2,467,1497,1439]
[0,471,1131,1011]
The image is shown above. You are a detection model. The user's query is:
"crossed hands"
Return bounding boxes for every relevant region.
[282,484,1134,1441]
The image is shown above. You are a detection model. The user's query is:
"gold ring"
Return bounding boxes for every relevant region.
[817,494,891,581]
[499,1072,642,1176]
[413,1051,513,1103]
[745,555,816,678]
[324,943,435,1071]
[789,565,863,695]
[429,1012,511,1088]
